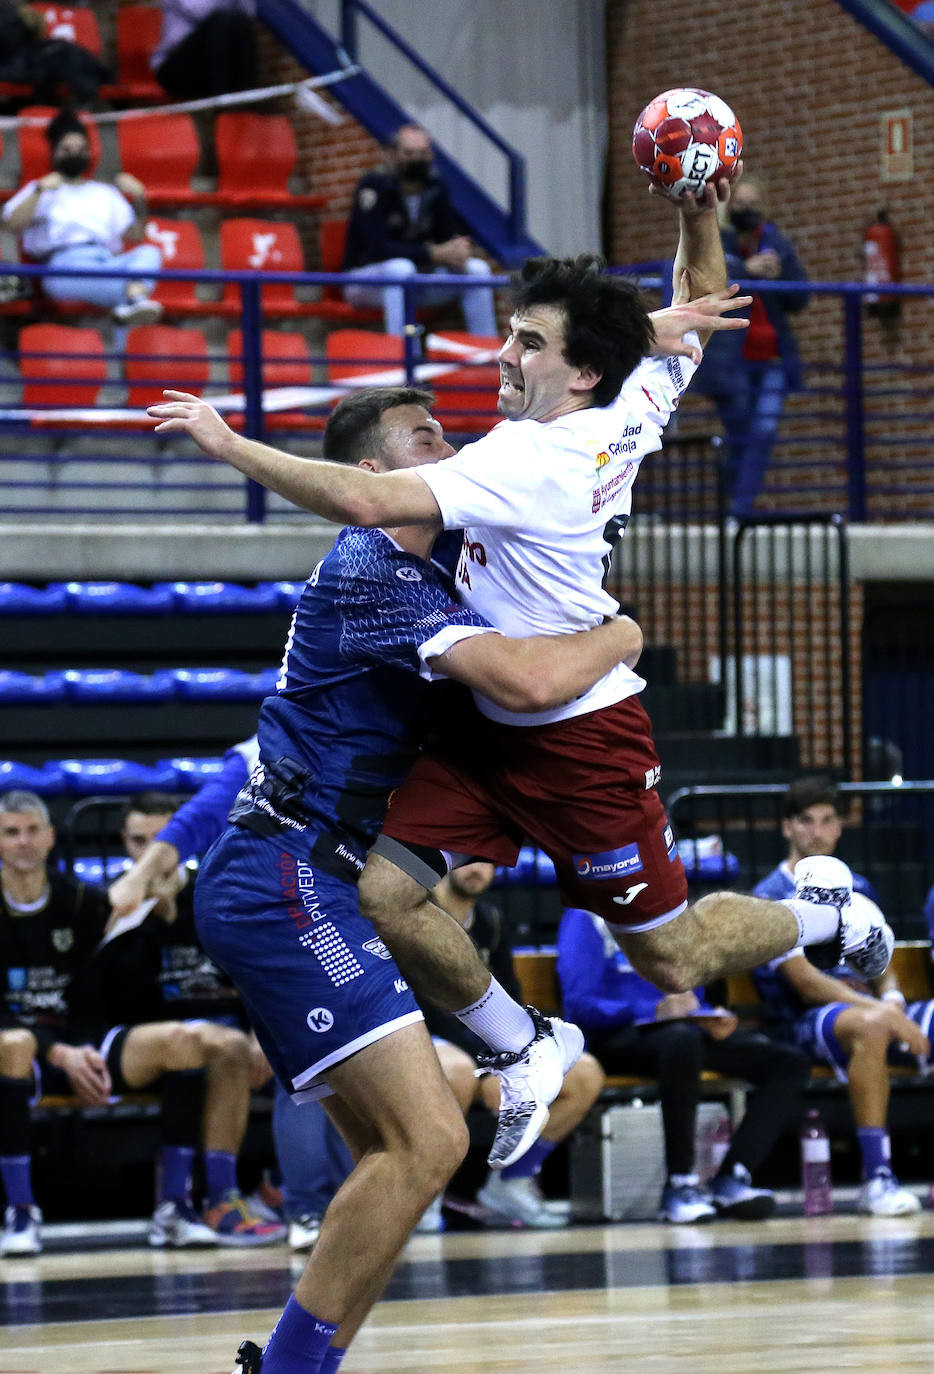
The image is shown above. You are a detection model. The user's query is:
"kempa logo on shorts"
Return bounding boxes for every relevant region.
[574,843,643,881]
[306,1008,334,1033]
[363,937,393,961]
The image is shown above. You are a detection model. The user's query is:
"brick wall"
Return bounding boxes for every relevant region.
[605,0,934,518]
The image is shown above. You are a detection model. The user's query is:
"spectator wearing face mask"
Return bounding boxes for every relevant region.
[1,110,163,326]
[341,122,498,337]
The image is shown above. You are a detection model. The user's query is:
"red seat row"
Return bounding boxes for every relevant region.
[15,325,503,434]
[1,108,326,212]
[1,4,167,103]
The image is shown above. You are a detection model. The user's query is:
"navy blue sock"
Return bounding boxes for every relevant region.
[500,1138,554,1181]
[158,1145,195,1204]
[0,1156,34,1209]
[857,1127,890,1179]
[320,1347,346,1372]
[261,1295,338,1372]
[204,1149,238,1206]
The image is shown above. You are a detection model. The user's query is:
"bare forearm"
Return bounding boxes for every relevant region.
[672,209,727,303]
[3,191,40,234]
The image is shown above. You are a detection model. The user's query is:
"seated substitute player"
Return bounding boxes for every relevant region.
[150,174,893,1179]
[187,386,645,1373]
[0,789,272,1256]
[558,906,809,1223]
[117,790,283,1245]
[753,776,930,1216]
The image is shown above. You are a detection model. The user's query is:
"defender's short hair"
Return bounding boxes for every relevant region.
[782,775,842,820]
[509,254,655,408]
[0,790,50,824]
[323,386,436,467]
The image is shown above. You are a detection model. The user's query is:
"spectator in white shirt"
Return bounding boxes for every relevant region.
[1,110,163,326]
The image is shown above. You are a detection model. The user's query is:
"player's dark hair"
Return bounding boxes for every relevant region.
[122,791,180,824]
[782,775,842,820]
[323,386,437,466]
[509,254,656,407]
[45,109,88,150]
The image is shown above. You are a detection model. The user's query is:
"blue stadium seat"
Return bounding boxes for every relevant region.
[0,760,67,794]
[170,668,258,700]
[0,582,68,615]
[59,758,179,795]
[158,756,228,788]
[70,856,131,884]
[154,581,281,614]
[258,580,304,611]
[0,671,65,703]
[677,837,740,880]
[495,846,558,886]
[49,581,177,615]
[50,669,176,703]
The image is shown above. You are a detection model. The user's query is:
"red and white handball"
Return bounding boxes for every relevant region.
[632,88,742,201]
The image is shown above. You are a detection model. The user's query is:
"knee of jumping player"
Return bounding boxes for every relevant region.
[358,853,426,934]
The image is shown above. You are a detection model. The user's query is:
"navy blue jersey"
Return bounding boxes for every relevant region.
[230,526,490,878]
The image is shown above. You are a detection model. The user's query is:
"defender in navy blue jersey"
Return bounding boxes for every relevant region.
[180,387,643,1374]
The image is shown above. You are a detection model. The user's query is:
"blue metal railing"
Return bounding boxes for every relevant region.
[2,261,933,523]
[336,0,527,245]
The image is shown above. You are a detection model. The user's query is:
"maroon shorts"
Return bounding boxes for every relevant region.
[381,695,688,928]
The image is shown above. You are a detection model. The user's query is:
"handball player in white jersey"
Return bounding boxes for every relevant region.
[150,175,893,1168]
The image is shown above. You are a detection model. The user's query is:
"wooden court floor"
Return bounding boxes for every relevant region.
[4,1212,934,1372]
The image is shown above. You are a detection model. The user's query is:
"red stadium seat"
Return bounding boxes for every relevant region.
[214,113,325,211]
[219,218,318,318]
[16,105,102,182]
[143,217,209,315]
[112,4,164,100]
[227,328,320,430]
[118,114,200,208]
[19,323,106,409]
[425,331,501,433]
[30,4,102,54]
[325,329,404,383]
[124,325,209,410]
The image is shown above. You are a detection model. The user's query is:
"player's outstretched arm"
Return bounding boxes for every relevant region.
[435,614,643,713]
[147,392,441,528]
[664,166,739,337]
[108,839,180,925]
[649,280,751,363]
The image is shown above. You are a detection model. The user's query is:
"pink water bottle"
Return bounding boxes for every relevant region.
[800,1108,833,1215]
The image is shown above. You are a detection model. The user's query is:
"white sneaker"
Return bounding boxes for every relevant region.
[482,1008,584,1171]
[477,1174,567,1229]
[792,856,892,978]
[113,297,163,327]
[0,1204,42,1256]
[413,1194,445,1233]
[149,1199,218,1248]
[287,1214,321,1251]
[857,1169,921,1216]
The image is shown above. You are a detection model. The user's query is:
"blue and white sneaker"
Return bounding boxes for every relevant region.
[710,1163,775,1220]
[658,1176,716,1224]
[857,1168,921,1216]
[0,1204,42,1256]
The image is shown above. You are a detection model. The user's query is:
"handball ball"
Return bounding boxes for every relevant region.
[632,88,742,201]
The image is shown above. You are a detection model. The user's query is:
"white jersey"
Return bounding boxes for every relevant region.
[3,179,134,259]
[414,346,699,726]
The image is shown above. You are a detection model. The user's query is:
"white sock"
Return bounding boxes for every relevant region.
[455,977,535,1052]
[782,897,840,946]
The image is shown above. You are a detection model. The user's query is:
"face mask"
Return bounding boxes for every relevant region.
[401,158,431,184]
[55,153,90,179]
[729,208,762,233]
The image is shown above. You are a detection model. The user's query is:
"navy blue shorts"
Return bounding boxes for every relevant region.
[795,999,934,1081]
[195,826,422,1102]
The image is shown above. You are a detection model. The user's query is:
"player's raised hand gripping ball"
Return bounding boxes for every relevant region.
[632,88,742,201]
